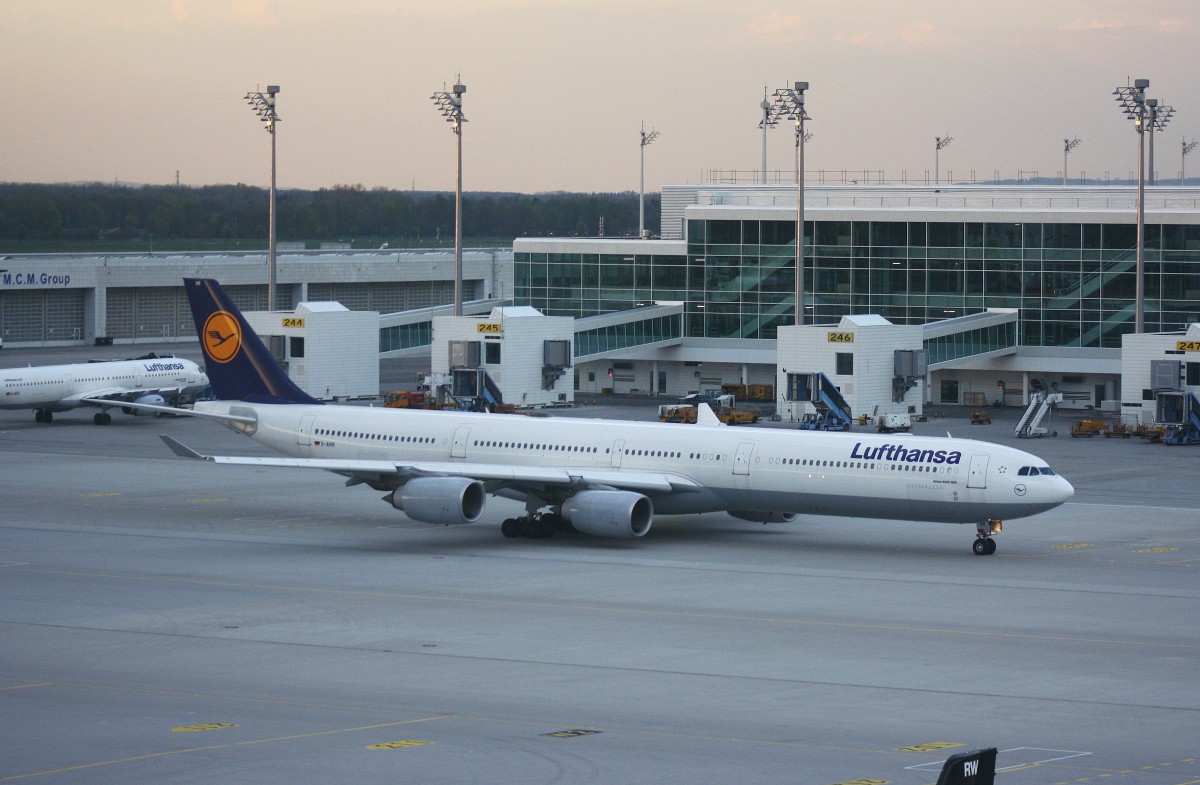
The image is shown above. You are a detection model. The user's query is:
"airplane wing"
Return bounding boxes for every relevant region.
[160,435,701,495]
[69,387,138,404]
[73,386,188,405]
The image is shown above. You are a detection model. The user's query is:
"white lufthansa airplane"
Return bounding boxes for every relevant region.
[0,354,209,425]
[141,278,1072,555]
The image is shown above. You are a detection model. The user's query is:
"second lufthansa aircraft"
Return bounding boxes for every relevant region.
[141,278,1072,555]
[1,354,208,425]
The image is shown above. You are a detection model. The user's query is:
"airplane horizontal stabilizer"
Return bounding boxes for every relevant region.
[160,435,210,460]
[91,398,257,423]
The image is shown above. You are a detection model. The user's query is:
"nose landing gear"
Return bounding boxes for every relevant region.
[973,519,1002,555]
[972,536,997,555]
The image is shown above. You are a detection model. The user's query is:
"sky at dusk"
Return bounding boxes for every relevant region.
[2,0,1198,193]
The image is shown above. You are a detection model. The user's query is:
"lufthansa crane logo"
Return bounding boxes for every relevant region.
[202,311,242,364]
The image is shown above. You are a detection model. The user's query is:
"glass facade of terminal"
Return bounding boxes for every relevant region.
[379,321,432,353]
[515,218,1200,348]
[925,322,1018,365]
[574,314,683,358]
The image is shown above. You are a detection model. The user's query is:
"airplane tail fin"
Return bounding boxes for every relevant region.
[183,278,321,404]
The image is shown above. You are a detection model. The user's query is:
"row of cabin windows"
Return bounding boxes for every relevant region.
[315,428,434,444]
[770,457,961,473]
[468,443,728,461]
[474,440,599,453]
[7,376,138,386]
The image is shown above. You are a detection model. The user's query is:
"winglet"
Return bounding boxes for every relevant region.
[160,434,213,461]
[696,403,725,426]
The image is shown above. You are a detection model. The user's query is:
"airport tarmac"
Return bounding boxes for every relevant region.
[2,346,1199,784]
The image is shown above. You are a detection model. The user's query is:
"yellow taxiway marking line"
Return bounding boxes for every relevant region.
[0,715,452,782]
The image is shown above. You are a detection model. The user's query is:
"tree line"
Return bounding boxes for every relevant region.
[0,183,661,248]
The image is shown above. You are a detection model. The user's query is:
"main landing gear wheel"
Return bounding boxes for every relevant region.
[500,513,566,539]
[35,409,53,424]
[93,412,112,425]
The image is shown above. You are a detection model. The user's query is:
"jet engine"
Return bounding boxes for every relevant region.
[123,393,166,415]
[562,490,652,538]
[729,510,799,523]
[388,477,486,525]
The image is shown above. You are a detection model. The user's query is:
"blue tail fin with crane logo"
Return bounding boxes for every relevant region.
[184,278,322,405]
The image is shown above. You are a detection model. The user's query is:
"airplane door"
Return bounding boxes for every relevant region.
[967,454,989,489]
[611,439,625,468]
[451,426,470,459]
[297,414,315,446]
[733,442,754,476]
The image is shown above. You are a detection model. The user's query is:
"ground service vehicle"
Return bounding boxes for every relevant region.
[876,413,912,433]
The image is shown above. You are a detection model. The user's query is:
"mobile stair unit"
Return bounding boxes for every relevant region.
[450,368,506,412]
[1015,391,1062,438]
[794,372,853,431]
[1156,390,1200,445]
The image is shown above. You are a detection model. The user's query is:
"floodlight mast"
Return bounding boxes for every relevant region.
[935,135,953,185]
[1113,77,1150,332]
[1063,137,1082,185]
[1183,139,1199,185]
[1145,99,1175,185]
[431,79,467,316]
[244,85,281,311]
[639,122,660,238]
[770,81,810,325]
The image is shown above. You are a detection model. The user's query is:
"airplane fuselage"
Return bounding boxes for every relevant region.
[198,400,1073,526]
[0,357,208,415]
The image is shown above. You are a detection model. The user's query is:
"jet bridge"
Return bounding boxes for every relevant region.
[1015,391,1062,438]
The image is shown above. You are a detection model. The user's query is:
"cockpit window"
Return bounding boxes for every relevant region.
[1019,465,1056,476]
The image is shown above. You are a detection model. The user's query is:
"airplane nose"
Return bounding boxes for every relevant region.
[1056,476,1075,503]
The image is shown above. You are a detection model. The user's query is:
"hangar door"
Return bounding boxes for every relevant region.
[0,288,85,343]
[105,284,292,340]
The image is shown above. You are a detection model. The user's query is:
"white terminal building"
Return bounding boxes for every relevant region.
[3,183,1200,423]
